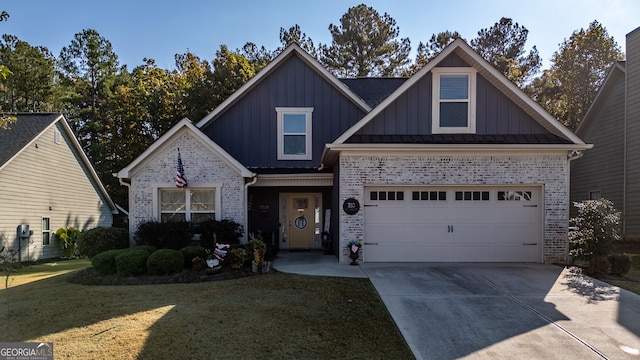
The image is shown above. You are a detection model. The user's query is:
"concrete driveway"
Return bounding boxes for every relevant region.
[361,263,640,359]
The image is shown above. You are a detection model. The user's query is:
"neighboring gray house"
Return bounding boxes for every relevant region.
[120,40,590,264]
[571,27,640,240]
[0,113,117,261]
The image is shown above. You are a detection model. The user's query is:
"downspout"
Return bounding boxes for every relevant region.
[243,175,258,244]
[623,66,628,237]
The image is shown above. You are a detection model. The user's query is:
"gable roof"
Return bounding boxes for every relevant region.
[118,118,255,178]
[333,38,588,147]
[340,78,408,107]
[196,43,372,128]
[575,61,626,136]
[0,113,117,213]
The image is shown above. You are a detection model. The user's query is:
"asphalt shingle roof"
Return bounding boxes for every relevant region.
[0,113,61,167]
[340,78,408,107]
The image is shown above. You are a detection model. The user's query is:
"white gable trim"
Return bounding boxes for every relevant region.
[333,38,587,146]
[196,44,371,129]
[117,118,254,179]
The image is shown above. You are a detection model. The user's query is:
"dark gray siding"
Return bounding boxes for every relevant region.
[355,53,548,137]
[625,29,640,238]
[201,54,366,169]
[570,69,625,219]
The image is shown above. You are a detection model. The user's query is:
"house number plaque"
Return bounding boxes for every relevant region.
[343,198,360,215]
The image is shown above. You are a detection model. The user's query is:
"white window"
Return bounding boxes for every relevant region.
[159,188,218,223]
[276,107,313,160]
[432,67,477,134]
[42,217,50,245]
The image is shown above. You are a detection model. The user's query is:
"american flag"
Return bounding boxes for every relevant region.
[176,150,188,188]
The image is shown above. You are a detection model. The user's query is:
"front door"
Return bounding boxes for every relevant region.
[287,194,317,249]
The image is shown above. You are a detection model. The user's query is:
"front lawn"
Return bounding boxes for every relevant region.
[0,262,413,359]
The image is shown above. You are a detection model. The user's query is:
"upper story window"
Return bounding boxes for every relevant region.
[276,107,313,160]
[432,67,477,134]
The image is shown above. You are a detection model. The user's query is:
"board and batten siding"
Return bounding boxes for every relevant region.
[0,122,113,261]
[571,68,626,219]
[355,53,549,137]
[625,28,640,239]
[201,54,366,169]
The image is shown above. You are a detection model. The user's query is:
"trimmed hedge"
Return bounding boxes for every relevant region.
[609,254,632,276]
[180,246,208,268]
[133,245,157,255]
[147,249,184,276]
[77,227,129,258]
[92,249,129,275]
[116,249,150,277]
[135,221,192,250]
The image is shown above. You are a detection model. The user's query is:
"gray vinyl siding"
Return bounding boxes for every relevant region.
[0,122,113,261]
[202,54,366,169]
[625,28,640,238]
[570,69,625,219]
[356,69,548,137]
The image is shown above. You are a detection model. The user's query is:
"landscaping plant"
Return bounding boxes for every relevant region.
[77,227,129,258]
[55,227,81,258]
[146,249,184,276]
[569,199,622,276]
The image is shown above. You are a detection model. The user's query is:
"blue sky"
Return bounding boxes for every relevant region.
[2,0,638,71]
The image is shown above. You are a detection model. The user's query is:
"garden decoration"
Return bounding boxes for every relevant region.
[347,240,362,265]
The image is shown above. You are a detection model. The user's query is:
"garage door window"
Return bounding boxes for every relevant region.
[412,191,446,201]
[498,191,532,201]
[455,191,489,201]
[370,191,404,201]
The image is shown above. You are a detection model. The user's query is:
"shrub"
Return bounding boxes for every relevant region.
[77,227,129,258]
[199,219,244,248]
[180,246,208,268]
[135,221,192,250]
[55,227,81,258]
[116,249,150,277]
[133,245,157,255]
[569,199,622,261]
[147,249,184,276]
[609,254,632,276]
[227,248,245,269]
[92,249,129,275]
[586,256,611,278]
[192,256,207,271]
[246,239,266,263]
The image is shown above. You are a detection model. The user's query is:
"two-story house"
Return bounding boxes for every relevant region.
[118,39,590,264]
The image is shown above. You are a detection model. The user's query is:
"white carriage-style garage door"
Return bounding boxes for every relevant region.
[363,186,541,262]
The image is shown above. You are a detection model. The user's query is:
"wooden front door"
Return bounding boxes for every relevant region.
[288,194,316,248]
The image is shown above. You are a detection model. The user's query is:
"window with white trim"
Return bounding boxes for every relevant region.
[432,67,477,134]
[42,217,50,245]
[159,188,217,223]
[276,107,313,160]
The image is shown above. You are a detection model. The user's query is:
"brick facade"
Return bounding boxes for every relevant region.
[128,130,246,242]
[338,153,569,264]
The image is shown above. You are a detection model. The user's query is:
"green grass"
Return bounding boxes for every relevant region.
[0,261,413,359]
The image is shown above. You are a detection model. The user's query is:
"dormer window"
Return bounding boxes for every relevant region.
[432,67,477,134]
[277,107,313,160]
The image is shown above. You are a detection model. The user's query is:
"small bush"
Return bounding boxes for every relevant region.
[147,249,184,276]
[133,245,157,255]
[77,227,129,258]
[180,246,208,268]
[569,199,621,261]
[586,256,611,278]
[199,219,244,248]
[227,248,245,269]
[609,254,632,276]
[192,256,207,271]
[55,227,81,258]
[135,221,192,250]
[92,249,129,275]
[116,249,150,277]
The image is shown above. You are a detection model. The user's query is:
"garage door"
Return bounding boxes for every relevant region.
[363,186,541,262]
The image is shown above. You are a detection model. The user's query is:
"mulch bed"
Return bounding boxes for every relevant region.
[67,265,260,286]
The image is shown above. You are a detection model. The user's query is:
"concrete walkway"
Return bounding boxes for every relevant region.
[274,252,640,360]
